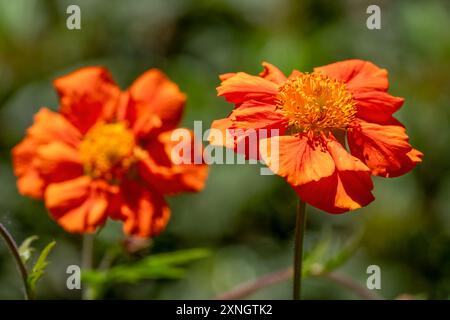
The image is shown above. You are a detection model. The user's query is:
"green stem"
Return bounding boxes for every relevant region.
[81,234,95,300]
[293,199,307,300]
[0,223,31,300]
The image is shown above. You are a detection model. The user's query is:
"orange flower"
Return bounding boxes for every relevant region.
[12,67,207,237]
[212,60,422,213]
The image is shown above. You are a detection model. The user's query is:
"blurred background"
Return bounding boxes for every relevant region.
[0,0,449,299]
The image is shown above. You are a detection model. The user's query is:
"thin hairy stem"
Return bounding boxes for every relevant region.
[214,267,383,300]
[293,199,307,300]
[0,223,30,300]
[81,233,95,300]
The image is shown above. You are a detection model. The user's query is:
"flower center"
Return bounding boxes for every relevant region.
[277,72,356,133]
[80,122,135,179]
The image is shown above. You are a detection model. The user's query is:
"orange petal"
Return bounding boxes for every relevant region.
[259,134,335,186]
[326,135,371,172]
[230,101,287,130]
[12,138,45,198]
[121,96,163,138]
[118,180,171,238]
[217,72,279,105]
[128,69,186,135]
[44,177,109,233]
[209,100,287,159]
[36,142,83,183]
[53,67,121,134]
[259,62,287,85]
[288,70,303,80]
[209,117,236,149]
[314,59,388,93]
[294,135,374,213]
[26,108,81,146]
[348,119,423,177]
[228,101,287,160]
[139,129,208,195]
[352,90,404,124]
[294,170,374,214]
[12,108,82,198]
[219,73,236,81]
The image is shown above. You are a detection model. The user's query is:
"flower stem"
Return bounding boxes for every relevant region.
[213,267,383,300]
[0,223,31,300]
[81,233,95,300]
[214,267,293,300]
[320,271,383,300]
[293,199,307,300]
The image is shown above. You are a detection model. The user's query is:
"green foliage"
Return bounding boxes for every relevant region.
[319,231,363,274]
[303,229,363,277]
[18,235,38,264]
[83,248,210,286]
[27,240,56,298]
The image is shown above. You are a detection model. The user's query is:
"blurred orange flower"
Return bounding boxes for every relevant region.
[13,67,207,237]
[212,60,422,213]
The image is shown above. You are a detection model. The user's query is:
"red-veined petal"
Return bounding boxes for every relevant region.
[117,180,170,238]
[217,72,279,105]
[53,67,121,134]
[294,135,374,213]
[128,69,186,135]
[138,129,208,195]
[347,119,423,177]
[314,59,388,93]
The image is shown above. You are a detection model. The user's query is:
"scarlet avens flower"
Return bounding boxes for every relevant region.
[212,60,422,213]
[13,67,207,237]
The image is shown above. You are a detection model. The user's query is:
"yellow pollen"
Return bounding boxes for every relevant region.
[277,72,356,133]
[80,122,135,179]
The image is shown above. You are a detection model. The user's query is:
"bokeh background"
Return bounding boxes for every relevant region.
[0,0,449,299]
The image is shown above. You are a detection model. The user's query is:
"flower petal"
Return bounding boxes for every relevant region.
[12,108,82,198]
[128,69,186,135]
[219,73,236,81]
[45,177,110,233]
[294,136,374,213]
[230,101,287,131]
[219,62,286,85]
[259,133,335,186]
[217,72,279,105]
[138,129,208,195]
[118,180,171,238]
[259,62,287,84]
[315,59,388,93]
[209,117,236,149]
[53,67,121,134]
[209,100,287,159]
[36,142,83,184]
[12,138,45,198]
[347,119,423,177]
[26,108,81,146]
[294,171,374,213]
[315,60,405,125]
[228,101,287,160]
[327,135,371,172]
[352,90,404,123]
[288,70,303,79]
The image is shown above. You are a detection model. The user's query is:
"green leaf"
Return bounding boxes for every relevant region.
[83,248,210,286]
[18,235,38,264]
[302,232,332,277]
[320,229,363,274]
[302,228,364,277]
[27,240,56,296]
[138,248,210,267]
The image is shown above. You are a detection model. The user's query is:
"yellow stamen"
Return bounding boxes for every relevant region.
[277,72,356,133]
[80,122,135,179]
